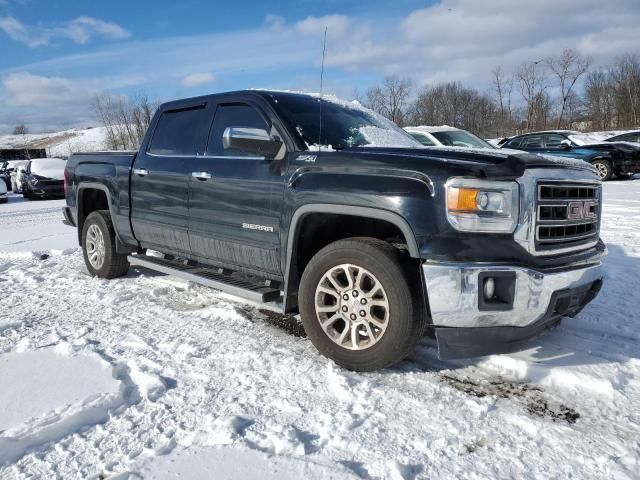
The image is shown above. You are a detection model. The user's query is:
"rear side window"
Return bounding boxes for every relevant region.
[207,103,269,156]
[148,105,209,156]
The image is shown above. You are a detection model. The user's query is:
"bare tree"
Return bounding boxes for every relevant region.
[516,60,548,131]
[410,82,498,137]
[13,124,28,135]
[364,76,413,126]
[491,66,514,136]
[610,54,640,128]
[547,48,591,128]
[92,92,159,150]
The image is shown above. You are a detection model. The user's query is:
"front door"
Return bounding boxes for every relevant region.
[131,103,211,254]
[188,102,285,276]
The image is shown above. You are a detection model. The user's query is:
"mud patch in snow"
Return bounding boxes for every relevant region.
[440,375,580,424]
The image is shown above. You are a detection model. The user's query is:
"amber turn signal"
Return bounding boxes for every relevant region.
[447,187,480,212]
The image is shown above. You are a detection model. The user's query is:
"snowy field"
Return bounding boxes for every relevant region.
[0,178,639,479]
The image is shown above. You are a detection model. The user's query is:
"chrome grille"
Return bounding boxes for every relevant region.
[535,182,601,250]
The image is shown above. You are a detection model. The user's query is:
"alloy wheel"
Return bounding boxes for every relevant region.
[314,264,390,350]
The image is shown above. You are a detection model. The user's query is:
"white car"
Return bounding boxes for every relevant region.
[0,177,7,203]
[404,126,495,149]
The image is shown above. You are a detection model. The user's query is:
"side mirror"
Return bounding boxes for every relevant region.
[559,140,572,150]
[222,127,283,158]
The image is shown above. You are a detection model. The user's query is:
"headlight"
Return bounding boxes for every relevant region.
[445,178,519,233]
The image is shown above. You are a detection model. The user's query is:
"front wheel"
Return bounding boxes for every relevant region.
[82,211,130,279]
[299,238,426,371]
[592,158,612,181]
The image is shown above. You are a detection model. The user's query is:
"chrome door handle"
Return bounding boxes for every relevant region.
[191,171,212,180]
[133,168,148,176]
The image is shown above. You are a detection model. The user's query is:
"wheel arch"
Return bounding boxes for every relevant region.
[282,204,420,312]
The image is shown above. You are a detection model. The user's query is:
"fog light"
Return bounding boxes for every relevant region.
[483,277,495,300]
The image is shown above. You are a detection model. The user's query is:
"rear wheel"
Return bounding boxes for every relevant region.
[82,211,129,278]
[299,238,426,371]
[592,158,612,181]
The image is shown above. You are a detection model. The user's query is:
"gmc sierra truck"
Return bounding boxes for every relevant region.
[63,90,605,371]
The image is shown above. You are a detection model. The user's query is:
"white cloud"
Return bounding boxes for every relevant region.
[63,16,130,44]
[2,72,87,106]
[181,72,215,87]
[0,15,130,48]
[295,15,349,36]
[265,14,285,30]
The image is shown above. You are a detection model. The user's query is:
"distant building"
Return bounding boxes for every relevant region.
[0,149,47,161]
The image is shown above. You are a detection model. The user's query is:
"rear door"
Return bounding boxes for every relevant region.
[188,101,286,276]
[130,102,211,254]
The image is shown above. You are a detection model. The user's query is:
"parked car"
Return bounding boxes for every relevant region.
[404,126,495,149]
[19,158,66,199]
[500,130,640,180]
[605,130,640,144]
[63,90,605,371]
[0,161,11,190]
[0,177,7,203]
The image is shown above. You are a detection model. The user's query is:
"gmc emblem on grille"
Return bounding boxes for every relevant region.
[567,201,597,220]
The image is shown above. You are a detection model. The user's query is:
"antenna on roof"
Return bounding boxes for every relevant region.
[317,26,327,150]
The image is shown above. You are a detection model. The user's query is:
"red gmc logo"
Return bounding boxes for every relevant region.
[567,201,597,220]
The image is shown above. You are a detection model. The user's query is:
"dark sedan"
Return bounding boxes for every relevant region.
[606,130,640,144]
[19,158,67,199]
[500,131,640,180]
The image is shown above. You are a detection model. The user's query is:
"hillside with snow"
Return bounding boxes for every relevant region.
[0,126,108,158]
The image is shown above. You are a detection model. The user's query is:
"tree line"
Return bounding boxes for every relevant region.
[361,49,640,138]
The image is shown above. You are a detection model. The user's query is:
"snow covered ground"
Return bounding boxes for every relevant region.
[0,177,639,479]
[0,127,107,158]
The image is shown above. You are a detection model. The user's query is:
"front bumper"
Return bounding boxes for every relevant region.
[423,258,604,358]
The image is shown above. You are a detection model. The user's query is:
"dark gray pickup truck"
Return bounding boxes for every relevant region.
[63,90,605,371]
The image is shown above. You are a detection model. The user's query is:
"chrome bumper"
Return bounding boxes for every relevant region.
[422,260,604,329]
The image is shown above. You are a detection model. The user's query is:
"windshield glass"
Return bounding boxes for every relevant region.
[268,92,422,150]
[568,133,604,146]
[431,130,493,149]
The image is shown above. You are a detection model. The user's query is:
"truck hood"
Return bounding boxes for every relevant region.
[336,146,597,178]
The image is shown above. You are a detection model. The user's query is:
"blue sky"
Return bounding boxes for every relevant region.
[1,0,638,133]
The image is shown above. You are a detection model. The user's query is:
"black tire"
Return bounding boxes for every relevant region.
[22,185,31,199]
[616,172,635,180]
[592,158,612,181]
[82,210,130,279]
[299,237,426,371]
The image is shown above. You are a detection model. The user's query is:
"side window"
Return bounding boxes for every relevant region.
[148,106,208,156]
[506,137,522,148]
[409,132,435,146]
[543,134,567,148]
[521,136,543,148]
[207,103,269,156]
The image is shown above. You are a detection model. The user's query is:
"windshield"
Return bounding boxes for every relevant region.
[568,133,605,146]
[268,93,422,150]
[431,130,493,149]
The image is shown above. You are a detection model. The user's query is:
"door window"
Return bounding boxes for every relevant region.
[148,105,209,156]
[521,136,543,148]
[542,134,568,148]
[207,104,269,157]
